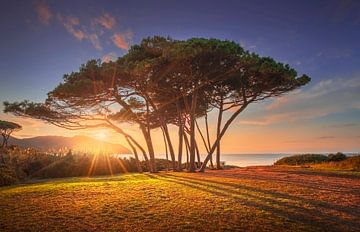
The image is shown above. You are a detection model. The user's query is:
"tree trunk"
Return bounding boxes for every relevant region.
[177,123,184,171]
[183,132,190,170]
[1,134,5,148]
[105,119,150,171]
[204,115,214,169]
[199,103,249,172]
[125,137,143,173]
[216,97,223,169]
[189,91,197,172]
[140,125,157,173]
[162,124,176,171]
[195,140,201,168]
[161,127,170,171]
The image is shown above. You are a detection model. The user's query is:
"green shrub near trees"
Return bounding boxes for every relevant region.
[0,146,173,186]
[274,154,329,165]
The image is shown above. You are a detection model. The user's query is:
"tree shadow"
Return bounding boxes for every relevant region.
[155,173,360,231]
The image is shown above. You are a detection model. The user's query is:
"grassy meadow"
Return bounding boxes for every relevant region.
[1,167,359,232]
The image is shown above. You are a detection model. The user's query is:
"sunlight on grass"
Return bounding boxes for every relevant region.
[1,169,359,231]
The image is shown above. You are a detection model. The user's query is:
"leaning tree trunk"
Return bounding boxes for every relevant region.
[199,103,249,172]
[140,125,157,173]
[188,91,197,172]
[162,124,176,171]
[216,97,223,169]
[204,115,214,169]
[161,127,170,171]
[195,140,201,168]
[125,137,143,173]
[183,132,190,170]
[177,122,184,171]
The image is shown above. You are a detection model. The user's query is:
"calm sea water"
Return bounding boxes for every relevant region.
[116,153,290,167]
[115,153,358,167]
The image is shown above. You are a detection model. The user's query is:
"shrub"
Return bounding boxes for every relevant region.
[274,154,328,166]
[312,155,360,171]
[328,152,347,162]
[0,164,18,186]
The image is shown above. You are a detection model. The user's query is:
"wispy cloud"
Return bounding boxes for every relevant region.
[112,31,133,50]
[102,52,117,63]
[239,75,360,126]
[316,136,336,140]
[35,0,52,25]
[94,13,116,30]
[58,15,86,40]
[89,34,102,51]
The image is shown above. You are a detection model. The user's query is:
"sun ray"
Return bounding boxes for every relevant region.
[105,154,114,176]
[87,154,98,177]
[115,157,128,173]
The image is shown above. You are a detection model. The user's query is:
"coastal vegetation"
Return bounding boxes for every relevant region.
[275,153,360,171]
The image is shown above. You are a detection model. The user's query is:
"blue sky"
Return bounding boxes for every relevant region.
[0,0,359,153]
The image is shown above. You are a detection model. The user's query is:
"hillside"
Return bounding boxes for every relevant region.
[8,135,130,154]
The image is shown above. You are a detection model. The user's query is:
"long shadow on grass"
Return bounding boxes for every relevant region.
[155,173,359,232]
[211,170,360,194]
[161,173,360,217]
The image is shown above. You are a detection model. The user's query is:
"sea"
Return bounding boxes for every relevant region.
[115,153,358,167]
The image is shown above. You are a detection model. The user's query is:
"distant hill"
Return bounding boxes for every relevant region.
[8,135,130,154]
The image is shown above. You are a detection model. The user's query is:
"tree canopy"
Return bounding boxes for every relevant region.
[0,120,22,148]
[3,36,310,173]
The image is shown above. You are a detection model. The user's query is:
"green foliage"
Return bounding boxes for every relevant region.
[328,152,347,162]
[0,120,22,130]
[0,147,176,184]
[312,155,360,171]
[0,164,18,186]
[274,154,329,165]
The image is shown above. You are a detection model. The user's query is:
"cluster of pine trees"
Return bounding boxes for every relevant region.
[3,36,310,173]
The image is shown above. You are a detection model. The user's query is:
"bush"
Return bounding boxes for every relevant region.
[0,164,18,186]
[274,154,328,166]
[312,155,360,171]
[328,152,347,162]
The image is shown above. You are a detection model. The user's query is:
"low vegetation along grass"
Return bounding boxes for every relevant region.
[1,167,359,231]
[274,153,360,171]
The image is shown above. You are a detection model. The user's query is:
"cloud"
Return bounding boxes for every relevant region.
[89,34,102,51]
[112,31,133,50]
[94,13,116,30]
[329,123,358,128]
[59,15,86,40]
[316,136,336,140]
[57,14,103,51]
[35,0,52,25]
[102,52,117,63]
[239,75,360,126]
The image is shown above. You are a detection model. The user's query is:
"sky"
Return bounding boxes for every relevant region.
[0,0,359,154]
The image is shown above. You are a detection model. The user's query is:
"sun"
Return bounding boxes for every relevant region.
[95,131,107,141]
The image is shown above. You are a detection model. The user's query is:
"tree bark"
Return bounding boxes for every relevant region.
[162,124,176,170]
[216,97,223,169]
[125,137,143,173]
[183,132,190,170]
[161,127,170,171]
[195,139,201,168]
[204,115,214,169]
[189,91,197,172]
[140,125,157,173]
[177,123,184,171]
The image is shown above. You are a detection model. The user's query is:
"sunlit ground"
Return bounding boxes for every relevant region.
[1,167,359,231]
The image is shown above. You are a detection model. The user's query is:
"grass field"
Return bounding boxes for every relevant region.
[1,167,359,232]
